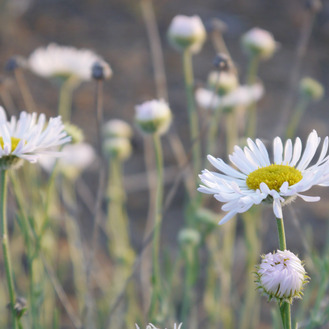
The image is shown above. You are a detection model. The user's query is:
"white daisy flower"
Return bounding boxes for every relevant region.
[0,106,70,169]
[255,250,308,303]
[28,43,112,81]
[199,130,329,224]
[195,83,264,111]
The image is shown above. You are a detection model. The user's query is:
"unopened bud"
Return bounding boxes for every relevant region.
[299,77,324,102]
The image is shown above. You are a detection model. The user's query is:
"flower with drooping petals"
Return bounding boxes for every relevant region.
[168,15,206,54]
[255,250,308,303]
[135,99,172,135]
[0,106,70,169]
[28,43,112,81]
[199,130,329,224]
[242,27,276,60]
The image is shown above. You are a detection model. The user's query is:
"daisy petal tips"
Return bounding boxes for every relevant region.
[0,106,71,169]
[198,130,329,224]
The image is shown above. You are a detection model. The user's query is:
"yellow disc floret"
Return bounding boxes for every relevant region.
[246,164,303,191]
[0,137,22,152]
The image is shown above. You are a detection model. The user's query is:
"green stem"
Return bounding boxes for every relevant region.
[0,170,17,329]
[149,133,164,320]
[285,97,309,140]
[58,76,79,122]
[276,217,291,329]
[246,55,259,138]
[182,49,201,187]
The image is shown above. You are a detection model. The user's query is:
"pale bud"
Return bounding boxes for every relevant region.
[299,77,324,102]
[207,70,238,96]
[242,27,276,60]
[102,119,132,139]
[103,137,132,161]
[167,15,206,54]
[178,228,201,246]
[255,250,309,304]
[135,99,172,135]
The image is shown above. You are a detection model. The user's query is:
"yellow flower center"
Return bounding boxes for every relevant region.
[246,164,303,192]
[0,137,22,152]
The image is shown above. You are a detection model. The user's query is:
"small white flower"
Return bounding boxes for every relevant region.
[0,107,70,169]
[135,99,172,135]
[207,70,238,96]
[28,43,112,81]
[242,27,276,60]
[102,119,132,139]
[39,142,95,178]
[255,250,308,303]
[103,137,132,161]
[195,83,264,111]
[167,15,206,54]
[199,130,329,224]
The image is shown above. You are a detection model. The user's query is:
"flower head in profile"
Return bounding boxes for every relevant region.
[242,27,276,60]
[196,83,264,112]
[167,15,206,54]
[199,130,329,224]
[0,107,70,169]
[255,250,308,304]
[135,99,172,135]
[28,43,112,81]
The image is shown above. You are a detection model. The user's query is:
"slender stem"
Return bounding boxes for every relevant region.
[0,170,17,329]
[58,76,79,122]
[246,55,259,138]
[149,133,164,319]
[276,217,287,251]
[182,49,201,186]
[276,217,291,329]
[285,96,309,139]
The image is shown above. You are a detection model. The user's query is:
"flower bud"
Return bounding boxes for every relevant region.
[135,99,172,135]
[178,228,201,247]
[167,15,206,54]
[207,70,238,96]
[242,27,276,60]
[103,137,132,161]
[299,77,324,102]
[102,119,132,139]
[255,250,309,304]
[64,123,84,144]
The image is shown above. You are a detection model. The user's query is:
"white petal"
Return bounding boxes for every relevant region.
[297,194,320,202]
[273,136,283,164]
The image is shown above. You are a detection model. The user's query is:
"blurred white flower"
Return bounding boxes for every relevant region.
[0,106,70,169]
[167,15,206,54]
[28,43,112,81]
[255,250,308,303]
[39,143,95,177]
[199,130,329,224]
[103,137,132,161]
[135,99,172,135]
[207,70,238,96]
[242,27,276,60]
[195,84,264,111]
[102,119,132,139]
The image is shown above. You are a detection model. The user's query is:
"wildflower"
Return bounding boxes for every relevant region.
[135,99,172,135]
[195,83,264,111]
[0,107,70,169]
[167,15,206,54]
[242,27,276,60]
[207,70,238,96]
[39,143,95,179]
[299,77,324,102]
[198,130,329,224]
[103,137,132,161]
[255,250,308,303]
[28,43,112,81]
[102,119,132,139]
